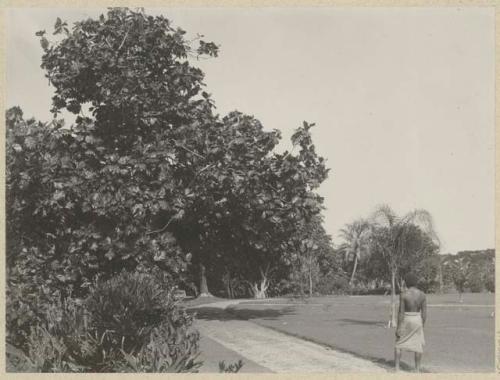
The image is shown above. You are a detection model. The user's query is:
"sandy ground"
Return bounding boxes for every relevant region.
[196,318,387,373]
[191,299,388,373]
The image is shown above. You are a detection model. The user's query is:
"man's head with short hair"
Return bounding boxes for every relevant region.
[404,273,419,288]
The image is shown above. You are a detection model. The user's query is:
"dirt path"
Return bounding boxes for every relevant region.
[192,300,388,373]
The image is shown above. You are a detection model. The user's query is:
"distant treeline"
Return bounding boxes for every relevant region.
[310,247,495,297]
[440,249,494,294]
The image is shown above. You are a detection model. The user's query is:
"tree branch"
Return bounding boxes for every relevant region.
[104,37,113,49]
[145,214,176,236]
[145,163,214,236]
[118,28,131,51]
[282,145,296,160]
[172,139,205,159]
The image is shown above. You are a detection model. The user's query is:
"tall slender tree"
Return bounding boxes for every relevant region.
[287,216,332,297]
[338,219,372,285]
[370,205,440,327]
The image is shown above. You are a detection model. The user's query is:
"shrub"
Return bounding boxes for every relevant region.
[6,282,42,351]
[348,283,369,295]
[6,264,64,351]
[24,325,81,372]
[48,298,119,372]
[315,273,350,295]
[7,271,202,373]
[219,360,244,373]
[7,312,90,373]
[417,280,440,293]
[346,282,389,296]
[270,278,301,297]
[117,322,201,372]
[85,271,171,352]
[83,271,201,372]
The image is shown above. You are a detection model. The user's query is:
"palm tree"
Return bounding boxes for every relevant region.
[339,219,372,286]
[370,204,440,327]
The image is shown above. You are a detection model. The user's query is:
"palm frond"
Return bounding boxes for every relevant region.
[401,208,440,247]
[371,204,398,228]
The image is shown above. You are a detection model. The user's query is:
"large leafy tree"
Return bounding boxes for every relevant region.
[169,114,328,297]
[370,205,440,327]
[8,8,219,300]
[8,8,329,303]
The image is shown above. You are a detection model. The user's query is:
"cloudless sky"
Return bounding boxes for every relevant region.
[6,7,495,254]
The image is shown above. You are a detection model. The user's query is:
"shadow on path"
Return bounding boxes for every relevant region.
[190,305,295,321]
[337,318,387,328]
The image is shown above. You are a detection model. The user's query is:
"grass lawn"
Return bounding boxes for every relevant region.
[206,293,495,373]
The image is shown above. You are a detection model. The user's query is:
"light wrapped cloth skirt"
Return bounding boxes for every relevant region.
[395,312,425,353]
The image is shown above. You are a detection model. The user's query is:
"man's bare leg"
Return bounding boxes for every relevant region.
[415,352,422,372]
[395,348,402,371]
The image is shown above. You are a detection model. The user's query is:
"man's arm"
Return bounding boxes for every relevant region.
[396,292,405,338]
[421,294,427,327]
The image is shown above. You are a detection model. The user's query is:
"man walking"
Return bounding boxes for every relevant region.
[395,273,427,372]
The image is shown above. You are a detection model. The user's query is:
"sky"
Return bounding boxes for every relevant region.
[6,7,495,254]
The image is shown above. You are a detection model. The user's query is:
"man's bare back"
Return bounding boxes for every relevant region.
[401,287,427,319]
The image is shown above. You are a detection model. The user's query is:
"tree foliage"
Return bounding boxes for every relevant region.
[7,7,330,309]
[284,216,335,296]
[369,206,440,283]
[364,223,440,292]
[441,249,495,295]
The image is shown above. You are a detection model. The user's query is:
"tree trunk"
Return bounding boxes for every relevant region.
[349,255,358,285]
[251,280,268,299]
[438,264,444,293]
[459,291,463,303]
[228,279,234,299]
[198,263,212,297]
[389,269,397,328]
[251,268,269,299]
[309,265,313,297]
[396,277,403,293]
[224,269,233,299]
[190,282,199,297]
